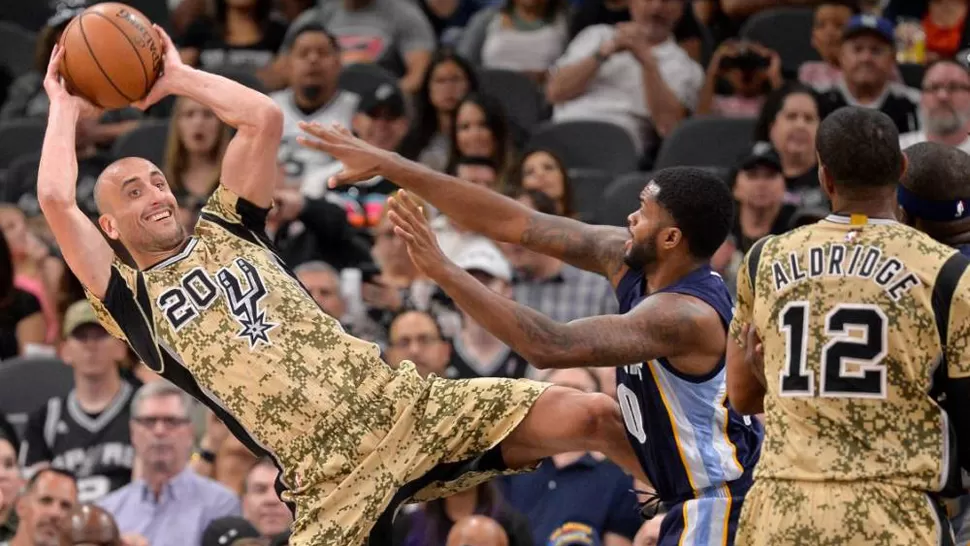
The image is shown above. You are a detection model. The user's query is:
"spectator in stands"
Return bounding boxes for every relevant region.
[0,232,44,361]
[445,94,514,178]
[754,83,824,206]
[295,262,347,322]
[445,516,509,546]
[5,468,77,546]
[419,0,497,45]
[819,15,920,133]
[456,157,501,190]
[273,24,358,198]
[498,189,617,322]
[285,0,436,94]
[163,98,232,212]
[0,207,56,345]
[432,157,504,262]
[508,149,575,217]
[800,1,857,91]
[98,381,240,546]
[568,0,708,62]
[884,0,970,62]
[459,0,569,83]
[200,516,260,546]
[386,310,452,377]
[394,483,532,546]
[178,0,288,89]
[697,40,783,116]
[0,420,22,542]
[189,411,256,496]
[499,367,641,546]
[899,59,970,153]
[448,240,532,379]
[729,142,798,254]
[400,50,478,172]
[546,0,704,152]
[240,459,292,538]
[20,301,136,504]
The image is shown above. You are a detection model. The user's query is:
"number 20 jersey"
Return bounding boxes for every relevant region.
[731,214,970,493]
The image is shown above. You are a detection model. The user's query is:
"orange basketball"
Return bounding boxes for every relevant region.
[59,3,163,109]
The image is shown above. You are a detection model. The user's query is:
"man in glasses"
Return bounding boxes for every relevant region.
[96,382,240,546]
[899,59,970,154]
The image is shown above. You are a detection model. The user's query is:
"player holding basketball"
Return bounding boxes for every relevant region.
[299,125,764,544]
[36,28,647,546]
[727,107,970,545]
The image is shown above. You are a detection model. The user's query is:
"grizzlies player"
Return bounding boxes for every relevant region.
[728,107,970,546]
[304,123,764,545]
[36,29,646,546]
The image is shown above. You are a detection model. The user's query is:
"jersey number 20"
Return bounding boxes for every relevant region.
[778,302,887,398]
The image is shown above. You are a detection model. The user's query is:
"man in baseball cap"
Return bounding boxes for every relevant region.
[729,142,797,254]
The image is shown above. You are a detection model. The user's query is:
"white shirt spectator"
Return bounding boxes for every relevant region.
[899,131,970,155]
[551,24,703,151]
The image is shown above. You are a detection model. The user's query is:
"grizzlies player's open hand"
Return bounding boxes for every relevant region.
[297,122,390,187]
[387,190,452,279]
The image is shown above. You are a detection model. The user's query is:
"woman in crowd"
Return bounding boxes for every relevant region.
[508,148,575,217]
[395,482,534,546]
[459,0,569,83]
[753,83,824,207]
[163,97,233,212]
[0,207,56,346]
[400,50,479,172]
[178,0,288,89]
[0,232,44,360]
[0,418,21,541]
[445,93,515,180]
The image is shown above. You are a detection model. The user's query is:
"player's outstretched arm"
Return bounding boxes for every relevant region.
[134,26,283,209]
[36,46,115,300]
[298,124,630,285]
[388,191,720,369]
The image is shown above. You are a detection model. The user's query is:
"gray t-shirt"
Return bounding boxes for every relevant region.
[285,0,435,78]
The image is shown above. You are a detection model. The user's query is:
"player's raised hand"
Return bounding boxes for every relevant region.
[386,190,452,279]
[132,25,186,111]
[297,122,391,187]
[44,45,102,119]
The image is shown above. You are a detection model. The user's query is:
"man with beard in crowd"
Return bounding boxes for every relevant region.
[899,60,970,154]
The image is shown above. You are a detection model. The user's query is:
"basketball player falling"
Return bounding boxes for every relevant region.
[37,29,645,546]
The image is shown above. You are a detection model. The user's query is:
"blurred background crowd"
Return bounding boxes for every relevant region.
[1,0,970,545]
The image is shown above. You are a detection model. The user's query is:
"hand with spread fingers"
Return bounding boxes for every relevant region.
[386,190,454,280]
[44,45,102,119]
[297,122,393,187]
[131,25,188,111]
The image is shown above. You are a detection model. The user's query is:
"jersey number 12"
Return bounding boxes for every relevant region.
[778,302,887,398]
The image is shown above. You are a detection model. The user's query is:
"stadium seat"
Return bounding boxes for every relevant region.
[898,63,926,88]
[653,116,756,170]
[478,68,547,145]
[338,63,398,98]
[568,168,614,222]
[111,119,170,166]
[740,8,819,77]
[0,21,38,79]
[0,118,46,171]
[527,121,639,175]
[597,172,652,227]
[0,357,74,439]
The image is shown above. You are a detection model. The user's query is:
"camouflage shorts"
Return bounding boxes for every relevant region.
[735,479,956,546]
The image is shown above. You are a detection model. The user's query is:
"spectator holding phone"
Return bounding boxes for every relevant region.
[697,40,783,116]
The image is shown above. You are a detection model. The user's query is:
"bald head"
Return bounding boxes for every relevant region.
[94,157,165,215]
[59,504,120,546]
[446,516,509,546]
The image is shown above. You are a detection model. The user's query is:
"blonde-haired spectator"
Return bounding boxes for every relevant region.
[163,97,233,213]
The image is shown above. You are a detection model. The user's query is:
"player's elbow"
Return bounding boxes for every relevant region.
[255,100,284,139]
[37,187,74,210]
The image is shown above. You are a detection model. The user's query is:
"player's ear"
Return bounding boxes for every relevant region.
[817,163,835,199]
[97,214,120,241]
[662,226,681,250]
[896,205,912,226]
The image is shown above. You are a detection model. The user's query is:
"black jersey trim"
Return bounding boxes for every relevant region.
[746,236,770,299]
[199,211,277,250]
[102,268,165,373]
[144,238,198,271]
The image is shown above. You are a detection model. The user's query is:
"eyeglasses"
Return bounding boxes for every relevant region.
[389,334,443,350]
[922,83,970,94]
[132,416,190,429]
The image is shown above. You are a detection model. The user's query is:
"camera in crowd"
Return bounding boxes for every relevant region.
[718,43,772,73]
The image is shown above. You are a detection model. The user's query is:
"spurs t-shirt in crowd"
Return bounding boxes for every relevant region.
[447,336,531,380]
[19,382,136,502]
[179,16,288,73]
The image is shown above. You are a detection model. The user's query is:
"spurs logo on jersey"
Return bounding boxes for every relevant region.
[731,214,970,493]
[158,258,278,348]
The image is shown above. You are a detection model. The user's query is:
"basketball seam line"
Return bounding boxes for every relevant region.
[77,14,137,103]
[86,10,151,94]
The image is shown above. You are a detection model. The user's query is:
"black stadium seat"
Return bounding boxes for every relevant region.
[0,357,74,439]
[0,21,38,78]
[478,68,547,145]
[528,120,639,175]
[654,117,756,170]
[740,8,819,77]
[0,118,46,171]
[568,168,614,222]
[111,119,170,166]
[338,63,398,98]
[596,172,652,227]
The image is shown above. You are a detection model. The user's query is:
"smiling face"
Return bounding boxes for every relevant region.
[95,158,186,261]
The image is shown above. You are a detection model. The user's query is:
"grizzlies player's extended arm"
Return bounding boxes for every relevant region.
[297,124,631,286]
[36,46,115,299]
[134,26,283,209]
[726,238,768,415]
[388,192,724,370]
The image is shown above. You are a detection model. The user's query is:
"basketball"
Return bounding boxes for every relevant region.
[59,3,164,110]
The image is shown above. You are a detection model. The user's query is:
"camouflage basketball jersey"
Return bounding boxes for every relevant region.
[730,214,970,493]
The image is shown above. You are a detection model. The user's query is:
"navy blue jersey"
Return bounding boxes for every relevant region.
[614,265,762,504]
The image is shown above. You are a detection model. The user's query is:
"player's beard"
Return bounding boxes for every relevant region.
[624,234,658,271]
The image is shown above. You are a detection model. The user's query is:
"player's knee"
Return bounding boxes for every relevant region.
[572,391,621,442]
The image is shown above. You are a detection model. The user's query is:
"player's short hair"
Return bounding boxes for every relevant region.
[130,380,193,419]
[816,106,903,190]
[901,142,970,201]
[649,167,734,260]
[25,467,77,493]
